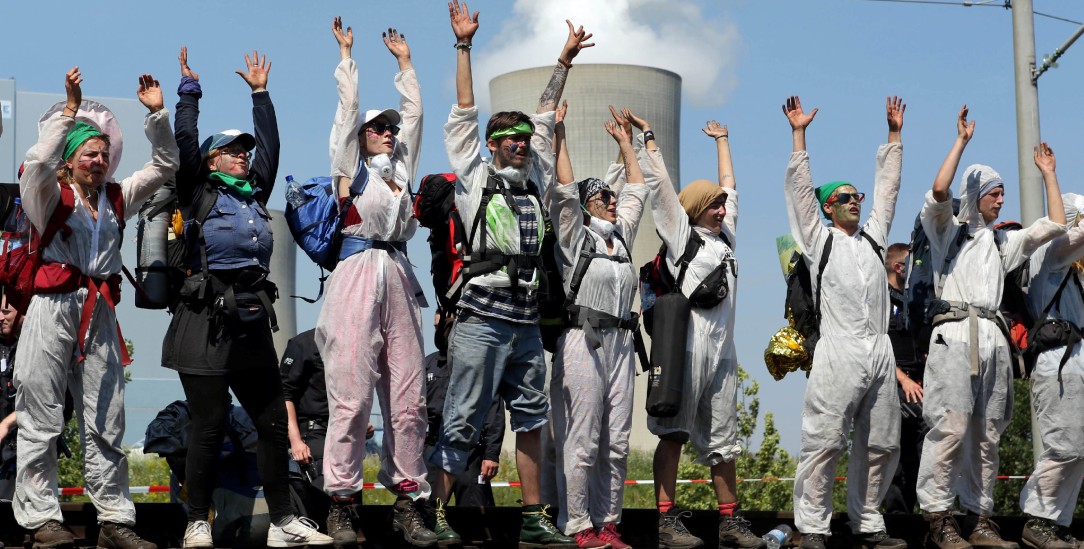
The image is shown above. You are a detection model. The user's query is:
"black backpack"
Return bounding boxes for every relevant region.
[903,198,966,354]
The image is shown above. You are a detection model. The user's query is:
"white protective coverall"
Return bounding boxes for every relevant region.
[644,147,742,467]
[1019,194,1084,526]
[15,107,178,528]
[549,159,649,534]
[316,58,431,500]
[785,144,902,535]
[916,166,1064,515]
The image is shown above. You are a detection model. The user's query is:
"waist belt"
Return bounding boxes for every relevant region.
[34,262,132,366]
[339,235,406,261]
[1029,319,1083,382]
[566,306,639,350]
[930,299,1016,377]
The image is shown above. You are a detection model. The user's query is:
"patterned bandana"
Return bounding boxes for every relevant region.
[577,177,609,207]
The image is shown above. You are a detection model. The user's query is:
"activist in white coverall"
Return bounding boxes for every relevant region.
[315,19,432,540]
[783,96,905,548]
[15,69,177,546]
[916,107,1065,549]
[1019,187,1084,543]
[547,106,648,543]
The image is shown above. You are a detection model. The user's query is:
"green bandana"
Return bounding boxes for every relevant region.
[209,171,255,198]
[488,122,534,140]
[814,181,852,220]
[64,122,104,161]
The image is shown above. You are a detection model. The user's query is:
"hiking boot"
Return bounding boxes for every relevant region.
[658,507,704,549]
[327,501,359,547]
[392,497,438,547]
[800,533,826,549]
[573,528,611,548]
[719,515,766,549]
[427,498,463,547]
[1022,518,1074,549]
[97,522,157,549]
[182,521,213,548]
[597,523,631,549]
[267,516,335,547]
[31,520,75,548]
[853,530,907,549]
[969,516,1019,549]
[1054,525,1078,549]
[520,503,577,548]
[924,511,972,549]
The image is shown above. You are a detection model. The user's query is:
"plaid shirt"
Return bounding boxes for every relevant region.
[460,194,541,324]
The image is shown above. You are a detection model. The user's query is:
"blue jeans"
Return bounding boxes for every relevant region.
[430,311,548,473]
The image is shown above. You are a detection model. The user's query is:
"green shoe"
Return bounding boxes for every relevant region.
[430,498,463,547]
[519,503,577,549]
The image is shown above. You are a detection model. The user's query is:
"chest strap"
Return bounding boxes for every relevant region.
[34,262,132,366]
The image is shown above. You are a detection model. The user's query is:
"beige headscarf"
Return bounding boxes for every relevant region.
[678,179,727,222]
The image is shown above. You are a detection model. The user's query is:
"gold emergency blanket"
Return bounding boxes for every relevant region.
[764,319,812,381]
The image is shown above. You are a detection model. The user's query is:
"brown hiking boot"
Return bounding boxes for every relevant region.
[719,515,766,549]
[31,520,75,548]
[327,501,359,547]
[969,516,1018,549]
[1022,518,1074,549]
[392,496,438,547]
[658,507,704,548]
[853,530,907,549]
[925,511,972,549]
[97,522,157,549]
[800,533,826,549]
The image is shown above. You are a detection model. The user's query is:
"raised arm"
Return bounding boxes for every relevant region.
[329,16,361,195]
[120,73,180,217]
[537,20,593,114]
[607,113,648,247]
[702,120,734,191]
[782,95,825,254]
[21,68,80,230]
[887,95,905,144]
[865,97,905,243]
[236,50,278,202]
[622,108,657,152]
[554,100,573,185]
[931,105,974,203]
[386,28,423,186]
[783,95,817,153]
[449,1,479,109]
[174,48,203,204]
[1035,142,1066,226]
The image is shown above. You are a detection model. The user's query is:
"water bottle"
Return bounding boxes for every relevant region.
[284,175,306,209]
[762,524,793,549]
[8,197,28,250]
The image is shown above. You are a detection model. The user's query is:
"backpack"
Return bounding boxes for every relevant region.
[638,232,707,337]
[412,173,465,315]
[903,198,966,354]
[994,221,1036,376]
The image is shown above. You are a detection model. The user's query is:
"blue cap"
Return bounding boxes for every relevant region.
[199,129,256,158]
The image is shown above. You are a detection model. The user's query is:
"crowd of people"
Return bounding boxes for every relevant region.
[0,2,1080,549]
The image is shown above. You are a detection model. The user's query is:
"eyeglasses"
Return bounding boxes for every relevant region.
[218,149,252,161]
[829,192,865,205]
[590,190,617,204]
[366,122,401,136]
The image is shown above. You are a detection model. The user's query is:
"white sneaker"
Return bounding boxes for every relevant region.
[183,520,213,548]
[267,516,335,547]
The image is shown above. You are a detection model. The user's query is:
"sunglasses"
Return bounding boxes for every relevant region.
[590,190,617,204]
[218,149,252,161]
[828,192,865,205]
[366,122,401,136]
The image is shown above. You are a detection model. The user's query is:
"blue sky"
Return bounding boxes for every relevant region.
[2,0,1083,457]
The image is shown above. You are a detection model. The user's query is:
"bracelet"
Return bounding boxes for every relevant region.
[715,135,728,141]
[455,42,472,51]
[557,58,573,69]
[642,130,655,142]
[63,106,78,117]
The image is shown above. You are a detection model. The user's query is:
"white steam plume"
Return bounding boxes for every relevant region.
[473,0,741,108]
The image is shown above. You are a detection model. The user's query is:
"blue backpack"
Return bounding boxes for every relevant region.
[284,176,344,272]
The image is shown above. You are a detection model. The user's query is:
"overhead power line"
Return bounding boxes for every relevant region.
[861,0,1082,25]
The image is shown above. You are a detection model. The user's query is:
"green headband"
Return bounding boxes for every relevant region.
[814,181,853,219]
[488,122,534,140]
[64,122,104,161]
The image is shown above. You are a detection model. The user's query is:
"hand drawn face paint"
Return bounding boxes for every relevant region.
[68,137,110,187]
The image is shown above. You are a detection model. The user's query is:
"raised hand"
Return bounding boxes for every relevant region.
[1034,142,1056,174]
[559,19,595,66]
[449,1,479,43]
[383,27,411,61]
[137,74,164,113]
[782,95,818,131]
[605,118,631,145]
[621,108,650,132]
[178,46,199,81]
[608,105,631,137]
[236,50,271,93]
[956,105,975,143]
[702,120,728,140]
[332,16,353,57]
[886,96,906,133]
[556,100,569,124]
[64,67,83,115]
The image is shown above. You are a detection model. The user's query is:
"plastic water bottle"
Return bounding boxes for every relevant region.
[8,197,28,249]
[762,524,793,549]
[284,175,306,209]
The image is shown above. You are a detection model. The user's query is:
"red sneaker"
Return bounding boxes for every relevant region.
[574,527,612,548]
[598,523,632,549]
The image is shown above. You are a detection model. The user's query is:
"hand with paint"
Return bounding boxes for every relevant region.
[332,16,353,60]
[64,67,83,117]
[449,1,479,44]
[137,74,164,114]
[383,27,413,71]
[1034,142,1056,175]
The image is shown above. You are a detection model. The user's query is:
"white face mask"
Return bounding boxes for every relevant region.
[588,215,614,239]
[369,153,394,181]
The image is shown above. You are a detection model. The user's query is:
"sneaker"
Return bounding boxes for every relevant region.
[97,522,157,549]
[719,515,766,549]
[427,498,463,547]
[326,502,359,547]
[31,520,75,548]
[597,523,631,549]
[267,516,335,547]
[392,497,438,547]
[853,530,906,549]
[969,516,1019,549]
[924,511,972,549]
[1022,518,1075,549]
[800,533,826,549]
[573,528,611,549]
[658,507,704,549]
[519,503,577,548]
[182,521,213,549]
